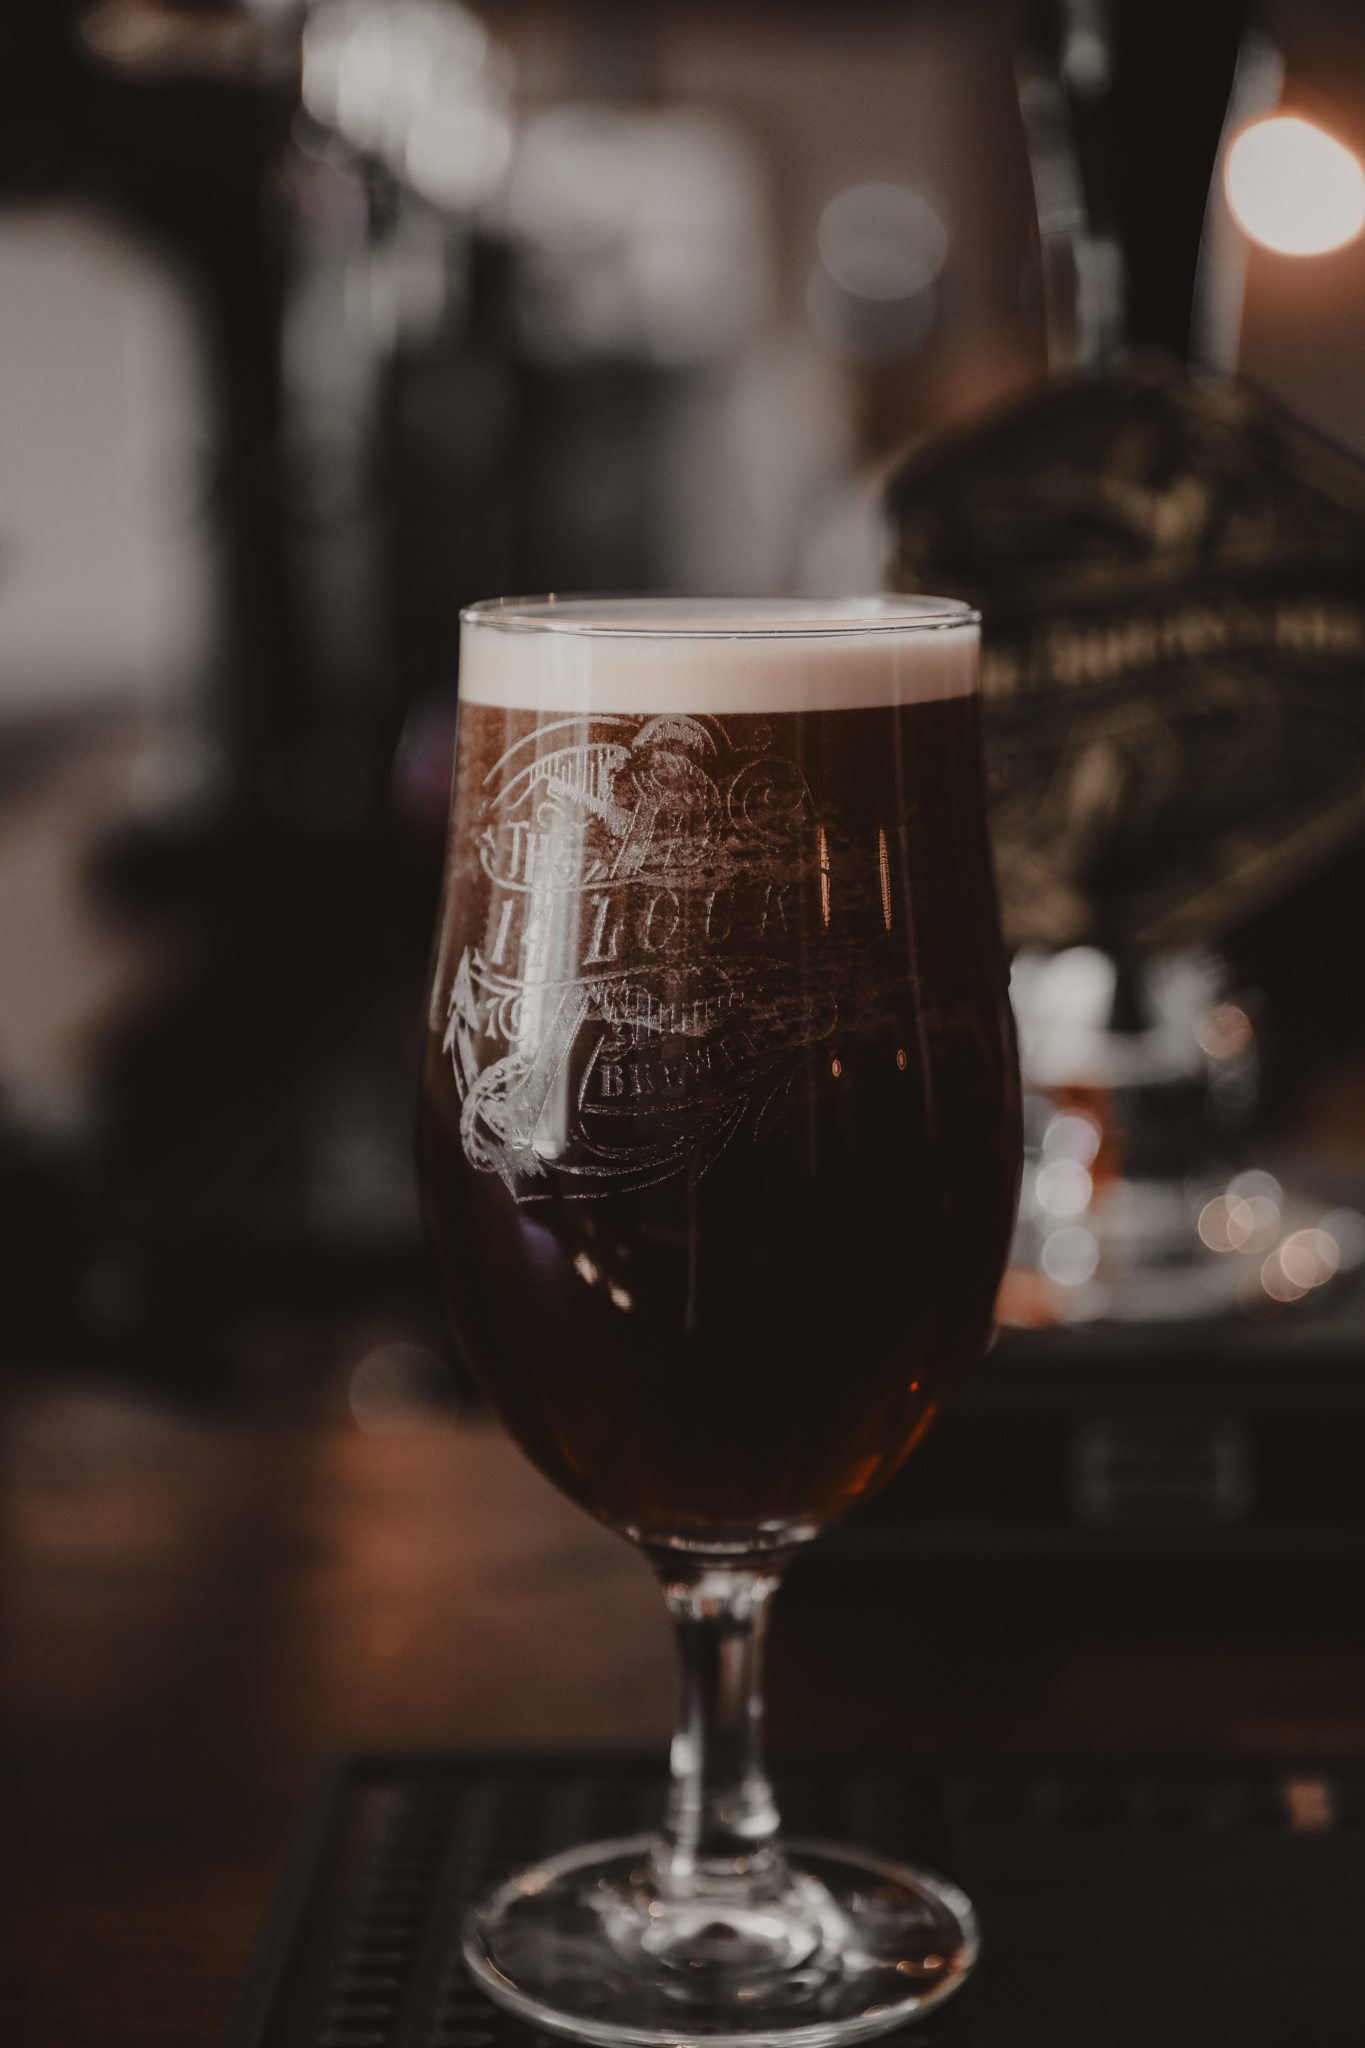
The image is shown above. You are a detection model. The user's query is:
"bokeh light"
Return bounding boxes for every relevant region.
[816,183,947,302]
[1041,1225,1099,1286]
[1035,1159,1092,1218]
[302,0,513,213]
[1195,1003,1253,1060]
[807,181,946,361]
[1199,1172,1282,1254]
[350,1343,452,1432]
[1226,114,1365,257]
[1198,1197,1239,1253]
[1042,1110,1101,1166]
[1262,1229,1340,1303]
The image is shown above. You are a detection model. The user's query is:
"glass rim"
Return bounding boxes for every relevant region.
[460,594,980,639]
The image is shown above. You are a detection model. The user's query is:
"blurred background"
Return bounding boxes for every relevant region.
[11,0,1365,1910]
[17,5,1365,2036]
[0,0,1052,1402]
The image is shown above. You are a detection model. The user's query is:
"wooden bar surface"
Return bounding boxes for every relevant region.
[5,1368,1365,2046]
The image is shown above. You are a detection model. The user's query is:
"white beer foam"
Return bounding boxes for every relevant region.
[458,598,978,713]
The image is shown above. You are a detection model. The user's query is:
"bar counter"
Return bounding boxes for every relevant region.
[6,1367,1365,2046]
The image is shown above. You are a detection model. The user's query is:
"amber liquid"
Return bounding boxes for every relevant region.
[419,694,1020,1540]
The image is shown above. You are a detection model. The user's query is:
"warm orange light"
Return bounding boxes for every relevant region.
[993,1265,1059,1329]
[1263,1227,1340,1302]
[1195,1003,1253,1060]
[1226,114,1365,256]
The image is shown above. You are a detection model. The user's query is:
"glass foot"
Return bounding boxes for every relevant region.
[463,1834,977,2046]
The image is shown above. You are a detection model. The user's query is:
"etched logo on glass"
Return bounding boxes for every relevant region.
[439,712,859,1199]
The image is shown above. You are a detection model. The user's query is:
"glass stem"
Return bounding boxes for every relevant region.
[651,1563,784,1899]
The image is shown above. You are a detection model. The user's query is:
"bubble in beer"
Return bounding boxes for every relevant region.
[896,1049,908,1071]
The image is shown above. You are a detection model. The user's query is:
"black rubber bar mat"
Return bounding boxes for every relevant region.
[220,1752,1365,2048]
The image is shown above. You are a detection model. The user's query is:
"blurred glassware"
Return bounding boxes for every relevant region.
[302,0,514,215]
[998,946,1365,1329]
[1014,38,1125,373]
[503,103,771,367]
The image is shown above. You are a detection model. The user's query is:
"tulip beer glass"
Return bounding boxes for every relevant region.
[419,597,1021,2046]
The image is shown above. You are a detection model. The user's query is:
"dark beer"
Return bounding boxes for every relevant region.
[419,601,1020,1544]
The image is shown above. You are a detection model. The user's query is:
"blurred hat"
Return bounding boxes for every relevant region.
[888,350,1365,956]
